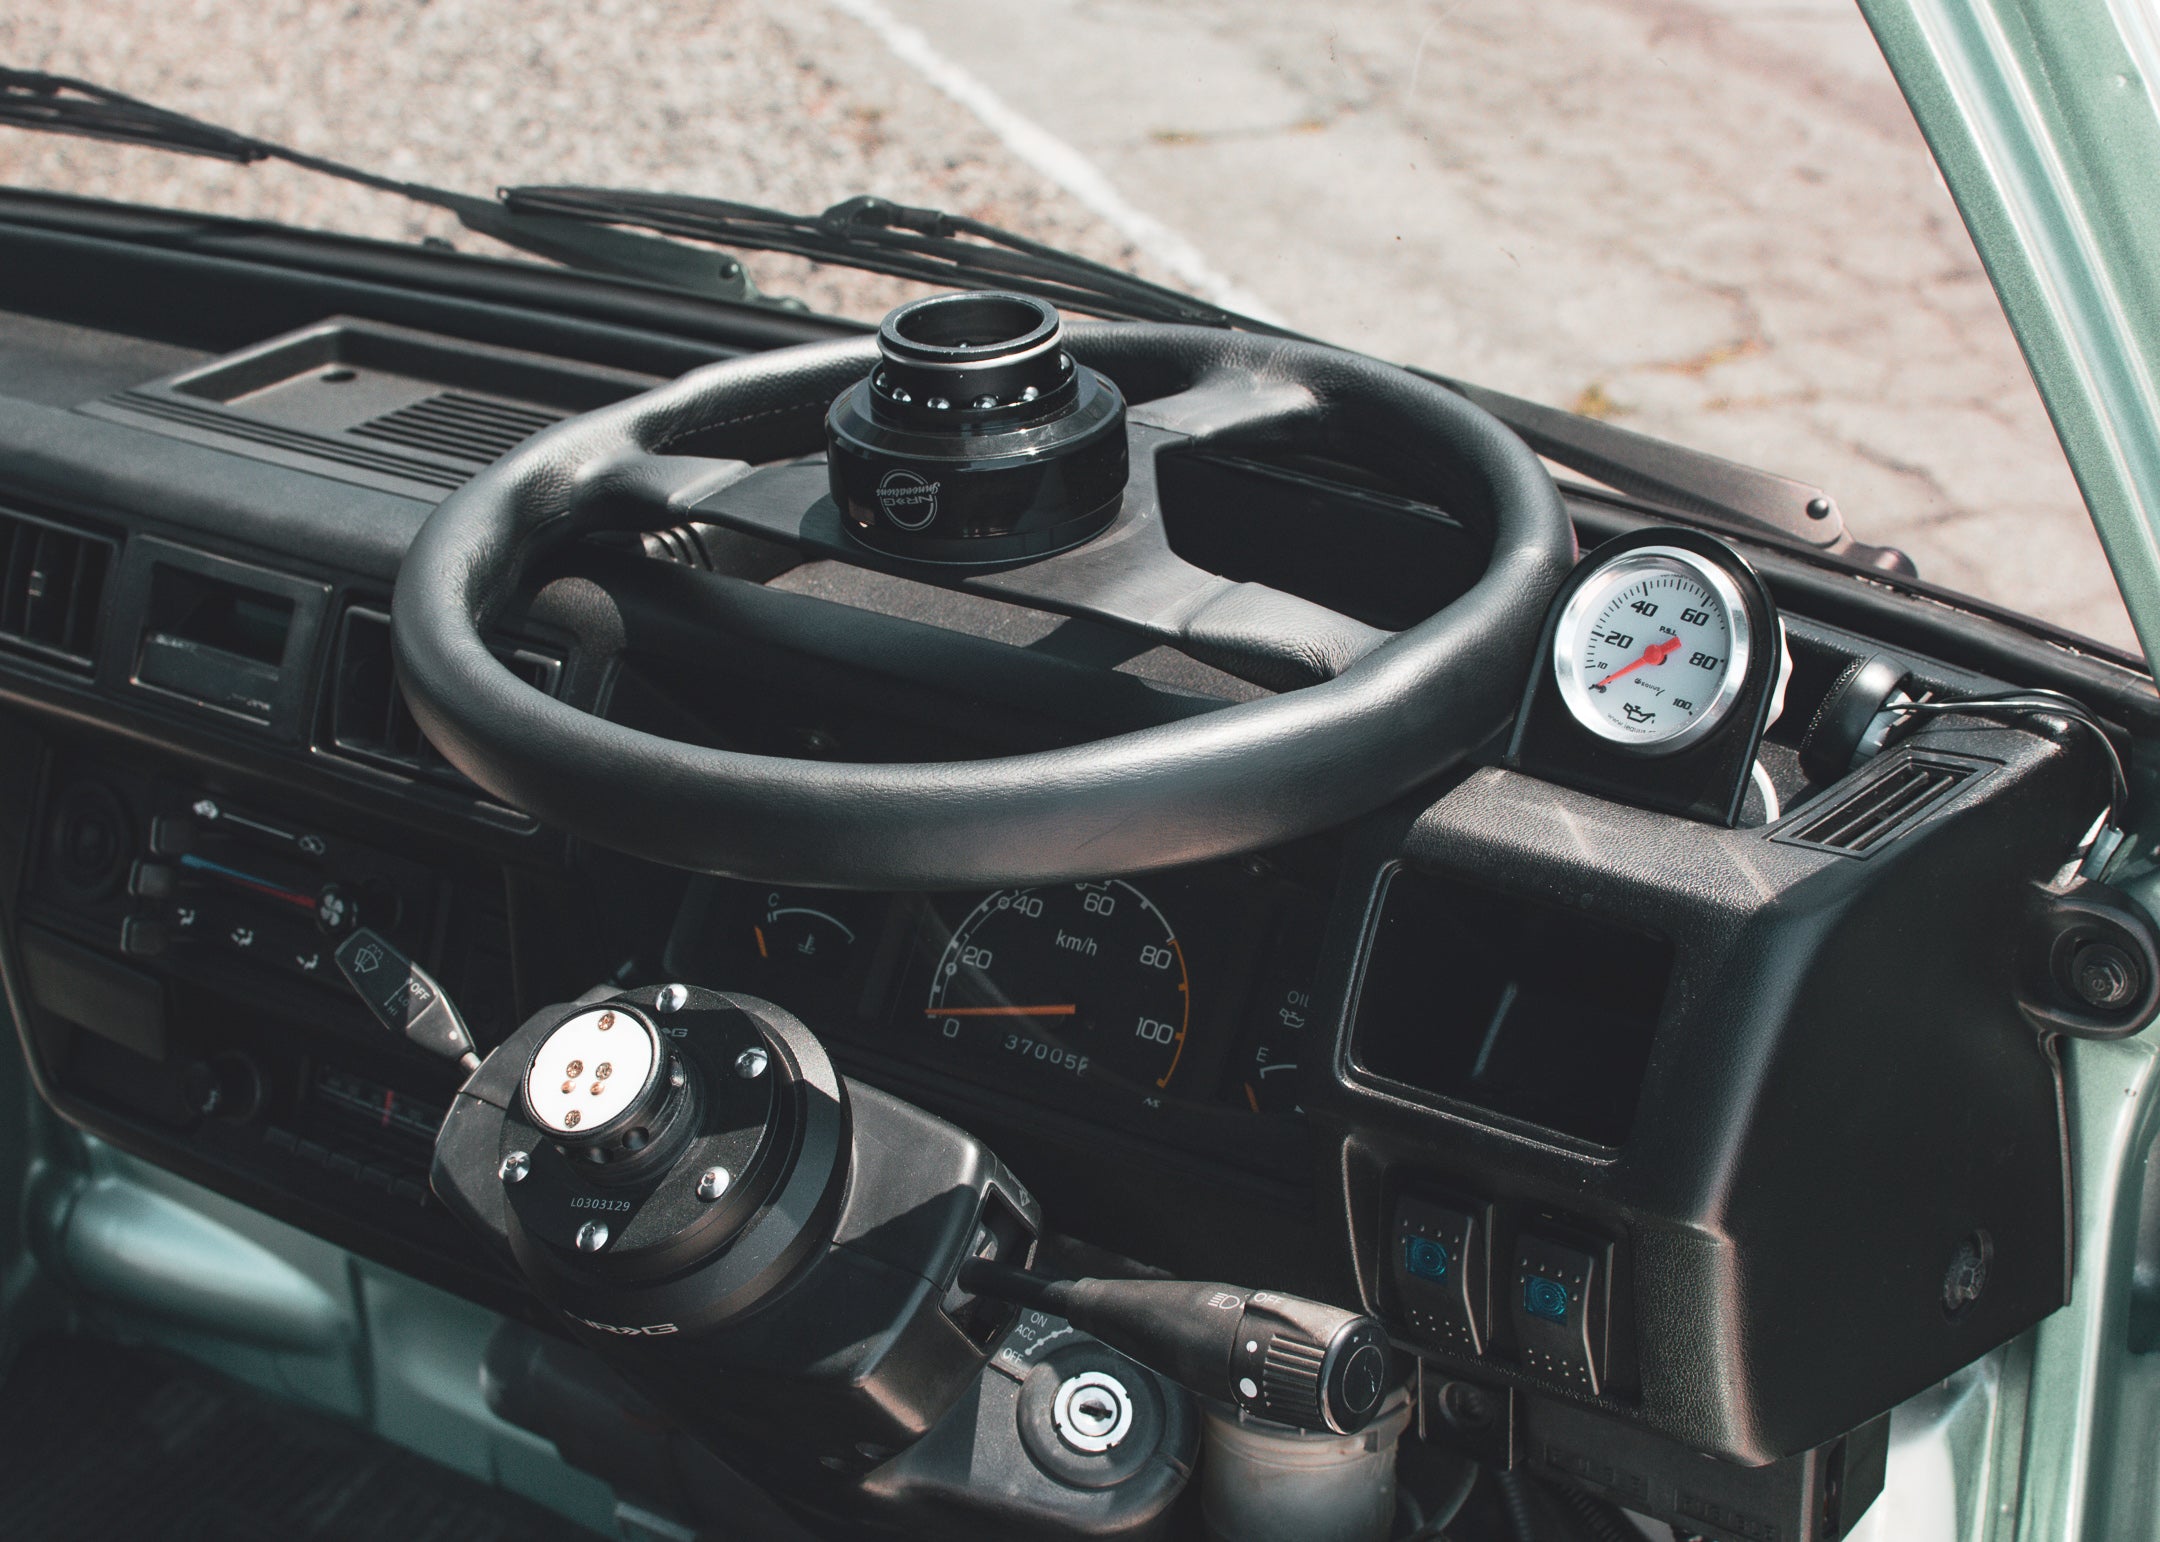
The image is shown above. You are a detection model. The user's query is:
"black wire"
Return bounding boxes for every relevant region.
[1398,1461,1479,1541]
[1554,1483,1647,1542]
[1495,1469,1540,1542]
[1891,689,2130,817]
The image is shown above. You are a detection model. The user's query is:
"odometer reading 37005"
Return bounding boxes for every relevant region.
[1552,544,1754,754]
[925,880,1190,1092]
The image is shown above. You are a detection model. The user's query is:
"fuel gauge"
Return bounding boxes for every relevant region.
[1241,978,1314,1114]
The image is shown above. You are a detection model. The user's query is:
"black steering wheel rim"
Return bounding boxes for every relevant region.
[392,321,1576,889]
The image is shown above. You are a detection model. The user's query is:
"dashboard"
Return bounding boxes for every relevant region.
[2,192,2158,1529]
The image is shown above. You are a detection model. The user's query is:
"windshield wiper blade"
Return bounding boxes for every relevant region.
[0,68,770,304]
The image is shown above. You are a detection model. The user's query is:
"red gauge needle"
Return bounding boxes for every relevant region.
[925,1004,1079,1017]
[1588,635,1682,692]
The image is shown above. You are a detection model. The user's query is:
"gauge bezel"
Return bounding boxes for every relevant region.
[1551,544,1754,756]
[923,878,1193,1094]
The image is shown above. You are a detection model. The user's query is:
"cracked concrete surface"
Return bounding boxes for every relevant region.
[0,0,2135,652]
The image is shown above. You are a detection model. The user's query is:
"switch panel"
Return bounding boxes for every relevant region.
[1511,1230,1610,1394]
[1392,1196,1488,1356]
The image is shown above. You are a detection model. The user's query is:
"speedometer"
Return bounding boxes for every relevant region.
[924,880,1190,1092]
[1551,544,1752,754]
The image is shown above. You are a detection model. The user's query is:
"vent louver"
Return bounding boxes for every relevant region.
[324,606,560,792]
[349,391,563,465]
[1779,755,1976,857]
[0,509,115,673]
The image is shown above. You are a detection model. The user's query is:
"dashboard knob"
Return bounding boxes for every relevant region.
[180,1052,264,1123]
[47,781,132,901]
[2071,940,2142,1010]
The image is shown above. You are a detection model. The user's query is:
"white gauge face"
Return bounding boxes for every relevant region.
[1552,546,1753,754]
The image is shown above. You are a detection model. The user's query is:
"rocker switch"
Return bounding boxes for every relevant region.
[1392,1197,1487,1356]
[1510,1231,1609,1396]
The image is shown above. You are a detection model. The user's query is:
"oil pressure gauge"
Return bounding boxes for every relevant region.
[1508,527,1786,825]
[1552,545,1751,754]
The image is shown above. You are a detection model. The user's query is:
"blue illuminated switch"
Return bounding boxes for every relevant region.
[1511,1231,1610,1395]
[1392,1197,1486,1355]
[1522,1274,1570,1322]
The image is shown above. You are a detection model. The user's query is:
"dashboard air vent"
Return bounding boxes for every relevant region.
[324,606,560,791]
[0,509,115,673]
[1778,755,1976,857]
[349,391,563,465]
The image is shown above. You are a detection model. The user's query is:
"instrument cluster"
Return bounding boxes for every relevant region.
[662,850,1333,1131]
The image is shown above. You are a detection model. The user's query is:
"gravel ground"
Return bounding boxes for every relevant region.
[0,0,2136,653]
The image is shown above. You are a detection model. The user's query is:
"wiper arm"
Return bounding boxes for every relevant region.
[0,68,769,304]
[500,186,1301,335]
[1416,370,1917,573]
[2,68,1911,572]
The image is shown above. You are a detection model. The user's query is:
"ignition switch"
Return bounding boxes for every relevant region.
[1052,1370,1135,1453]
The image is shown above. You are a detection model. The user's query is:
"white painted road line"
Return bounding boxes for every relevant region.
[821,0,1282,323]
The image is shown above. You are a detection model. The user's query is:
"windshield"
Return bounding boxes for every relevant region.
[0,0,2133,653]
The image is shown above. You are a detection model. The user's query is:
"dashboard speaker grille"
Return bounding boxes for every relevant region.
[323,606,560,792]
[1777,754,1977,857]
[0,508,115,673]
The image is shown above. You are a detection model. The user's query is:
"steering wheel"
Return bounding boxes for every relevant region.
[392,314,1576,889]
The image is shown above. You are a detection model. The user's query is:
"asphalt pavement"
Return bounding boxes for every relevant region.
[0,0,2134,652]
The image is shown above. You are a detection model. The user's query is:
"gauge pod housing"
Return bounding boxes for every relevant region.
[1506,526,1787,825]
[826,291,1129,562]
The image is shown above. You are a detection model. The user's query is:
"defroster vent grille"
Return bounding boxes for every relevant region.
[0,509,114,673]
[349,392,564,465]
[1778,755,1977,857]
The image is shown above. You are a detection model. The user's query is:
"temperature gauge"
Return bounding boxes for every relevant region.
[666,881,880,1029]
[753,893,859,973]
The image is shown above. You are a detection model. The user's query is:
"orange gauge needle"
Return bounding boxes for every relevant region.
[925,1004,1079,1017]
[1588,634,1682,692]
